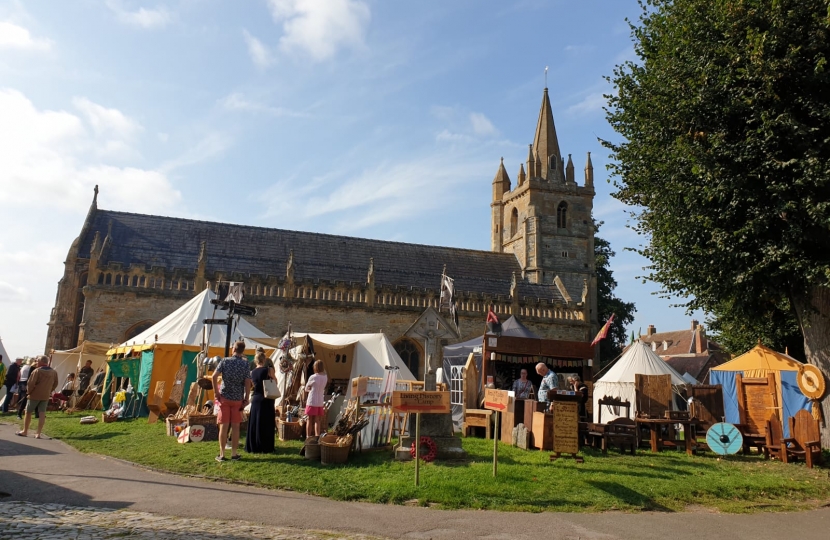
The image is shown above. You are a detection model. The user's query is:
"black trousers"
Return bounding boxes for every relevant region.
[16,381,29,418]
[1,384,14,412]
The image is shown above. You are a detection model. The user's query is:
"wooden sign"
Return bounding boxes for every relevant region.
[351,376,369,398]
[552,401,579,454]
[484,388,509,412]
[391,391,450,414]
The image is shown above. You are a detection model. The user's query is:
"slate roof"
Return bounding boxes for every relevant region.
[664,354,714,382]
[640,329,698,356]
[79,209,566,301]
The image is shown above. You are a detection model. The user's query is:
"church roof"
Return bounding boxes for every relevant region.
[79,209,567,302]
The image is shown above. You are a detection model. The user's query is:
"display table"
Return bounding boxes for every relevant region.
[635,418,697,455]
[463,409,493,439]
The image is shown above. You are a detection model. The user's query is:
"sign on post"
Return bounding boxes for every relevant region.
[483,388,509,477]
[391,391,450,414]
[483,389,509,412]
[552,401,579,454]
[351,376,369,398]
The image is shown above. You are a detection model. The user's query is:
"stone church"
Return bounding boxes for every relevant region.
[46,88,598,379]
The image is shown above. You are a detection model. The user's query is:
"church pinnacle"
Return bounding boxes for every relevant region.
[532,88,563,181]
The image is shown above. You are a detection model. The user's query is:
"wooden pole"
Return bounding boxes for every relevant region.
[493,411,499,477]
[415,412,421,487]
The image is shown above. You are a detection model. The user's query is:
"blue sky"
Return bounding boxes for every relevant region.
[0,0,702,358]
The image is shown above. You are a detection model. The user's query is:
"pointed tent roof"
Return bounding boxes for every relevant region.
[112,289,270,351]
[443,315,540,360]
[711,343,802,372]
[532,88,562,180]
[597,340,687,385]
[0,337,10,368]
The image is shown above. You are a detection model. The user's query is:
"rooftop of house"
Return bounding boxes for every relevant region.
[78,208,571,302]
[639,320,722,356]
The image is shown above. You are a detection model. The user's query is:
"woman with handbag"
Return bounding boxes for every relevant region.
[245,352,277,453]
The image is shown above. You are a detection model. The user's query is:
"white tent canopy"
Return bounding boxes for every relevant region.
[258,333,416,404]
[50,341,110,391]
[113,289,270,350]
[0,336,10,368]
[592,340,687,422]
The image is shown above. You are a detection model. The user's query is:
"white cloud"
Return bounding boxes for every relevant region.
[72,97,142,139]
[242,30,274,69]
[218,92,307,117]
[0,21,51,51]
[159,131,231,173]
[567,92,606,115]
[106,1,172,29]
[0,88,181,211]
[0,281,28,303]
[267,0,370,61]
[469,112,497,137]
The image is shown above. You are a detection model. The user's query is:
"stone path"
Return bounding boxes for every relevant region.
[0,501,380,540]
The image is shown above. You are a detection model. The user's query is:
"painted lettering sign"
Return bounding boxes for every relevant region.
[391,391,450,414]
[483,388,509,412]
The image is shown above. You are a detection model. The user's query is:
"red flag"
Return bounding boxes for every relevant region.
[591,314,615,346]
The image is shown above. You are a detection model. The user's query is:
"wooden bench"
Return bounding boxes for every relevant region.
[463,409,493,439]
[589,396,637,454]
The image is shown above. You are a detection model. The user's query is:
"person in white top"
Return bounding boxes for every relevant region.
[304,360,328,438]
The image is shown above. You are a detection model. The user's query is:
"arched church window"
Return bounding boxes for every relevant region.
[123,320,155,341]
[549,155,557,171]
[510,208,519,237]
[394,339,420,380]
[73,272,88,347]
[557,201,568,229]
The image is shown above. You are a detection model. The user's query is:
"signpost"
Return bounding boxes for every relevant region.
[484,389,509,477]
[549,394,583,463]
[203,283,259,357]
[392,391,450,486]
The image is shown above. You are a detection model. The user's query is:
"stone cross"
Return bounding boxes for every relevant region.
[410,316,455,391]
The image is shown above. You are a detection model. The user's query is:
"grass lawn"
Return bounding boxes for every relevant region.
[26,412,830,513]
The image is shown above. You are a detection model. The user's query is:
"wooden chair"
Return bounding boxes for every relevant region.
[763,412,784,461]
[601,418,637,455]
[783,410,823,469]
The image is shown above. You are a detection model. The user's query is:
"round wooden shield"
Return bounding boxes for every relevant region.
[798,365,826,399]
[706,422,743,456]
[177,426,190,444]
[188,425,205,442]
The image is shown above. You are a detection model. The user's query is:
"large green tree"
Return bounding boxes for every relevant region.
[606,0,830,446]
[595,222,637,365]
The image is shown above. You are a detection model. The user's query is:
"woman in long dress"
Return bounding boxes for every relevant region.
[245,353,276,453]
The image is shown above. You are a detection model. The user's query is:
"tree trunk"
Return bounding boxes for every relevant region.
[792,284,830,449]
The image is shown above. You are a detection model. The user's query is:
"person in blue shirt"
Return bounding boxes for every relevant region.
[535,363,558,405]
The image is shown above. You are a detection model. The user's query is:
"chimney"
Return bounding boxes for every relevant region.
[647,324,656,337]
[691,319,699,330]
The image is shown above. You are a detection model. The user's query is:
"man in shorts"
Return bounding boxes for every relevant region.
[211,341,252,461]
[16,356,58,439]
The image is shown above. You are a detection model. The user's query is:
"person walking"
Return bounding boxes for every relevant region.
[2,358,22,413]
[211,341,252,462]
[245,352,277,454]
[16,356,58,439]
[16,358,35,420]
[304,360,328,438]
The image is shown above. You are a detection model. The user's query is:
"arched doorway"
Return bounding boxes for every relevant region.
[123,320,155,342]
[394,339,421,380]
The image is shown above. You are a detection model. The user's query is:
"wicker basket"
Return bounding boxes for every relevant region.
[187,414,217,426]
[278,420,303,441]
[102,412,118,423]
[304,436,321,461]
[320,437,351,465]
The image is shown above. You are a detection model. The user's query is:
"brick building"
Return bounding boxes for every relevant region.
[640,320,728,383]
[46,88,598,379]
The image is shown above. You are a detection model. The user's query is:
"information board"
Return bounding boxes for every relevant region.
[391,391,450,414]
[552,401,579,454]
[483,388,509,411]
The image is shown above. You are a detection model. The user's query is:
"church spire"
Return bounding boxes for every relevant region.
[492,157,511,201]
[532,88,562,181]
[584,151,594,187]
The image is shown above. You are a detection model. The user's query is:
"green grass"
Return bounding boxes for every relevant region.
[24,413,830,513]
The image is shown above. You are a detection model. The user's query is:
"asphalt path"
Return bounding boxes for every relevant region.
[0,423,828,540]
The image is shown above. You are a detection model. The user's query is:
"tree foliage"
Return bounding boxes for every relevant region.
[707,299,805,360]
[605,0,830,445]
[595,222,636,364]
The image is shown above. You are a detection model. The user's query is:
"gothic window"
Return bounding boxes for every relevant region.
[123,320,155,341]
[557,201,568,229]
[549,155,557,171]
[510,208,519,237]
[394,339,420,380]
[450,365,464,405]
[73,272,88,347]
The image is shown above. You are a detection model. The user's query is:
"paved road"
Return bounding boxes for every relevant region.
[1,423,828,540]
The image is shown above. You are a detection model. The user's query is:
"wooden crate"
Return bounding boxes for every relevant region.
[532,411,554,450]
[278,420,303,441]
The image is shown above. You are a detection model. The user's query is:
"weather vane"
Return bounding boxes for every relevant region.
[545,66,548,88]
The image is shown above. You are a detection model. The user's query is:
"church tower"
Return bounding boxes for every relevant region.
[490,87,596,317]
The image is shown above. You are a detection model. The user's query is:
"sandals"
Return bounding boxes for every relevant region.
[15,431,26,437]
[215,455,226,462]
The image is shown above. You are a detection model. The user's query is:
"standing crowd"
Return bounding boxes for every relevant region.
[1,355,59,439]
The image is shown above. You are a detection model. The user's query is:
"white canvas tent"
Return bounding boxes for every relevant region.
[0,336,10,369]
[111,288,270,354]
[592,340,687,422]
[258,333,416,404]
[50,341,110,392]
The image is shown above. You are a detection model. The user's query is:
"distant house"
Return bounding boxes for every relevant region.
[639,320,727,383]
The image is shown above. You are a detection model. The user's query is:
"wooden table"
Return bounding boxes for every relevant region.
[463,409,493,439]
[635,418,697,455]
